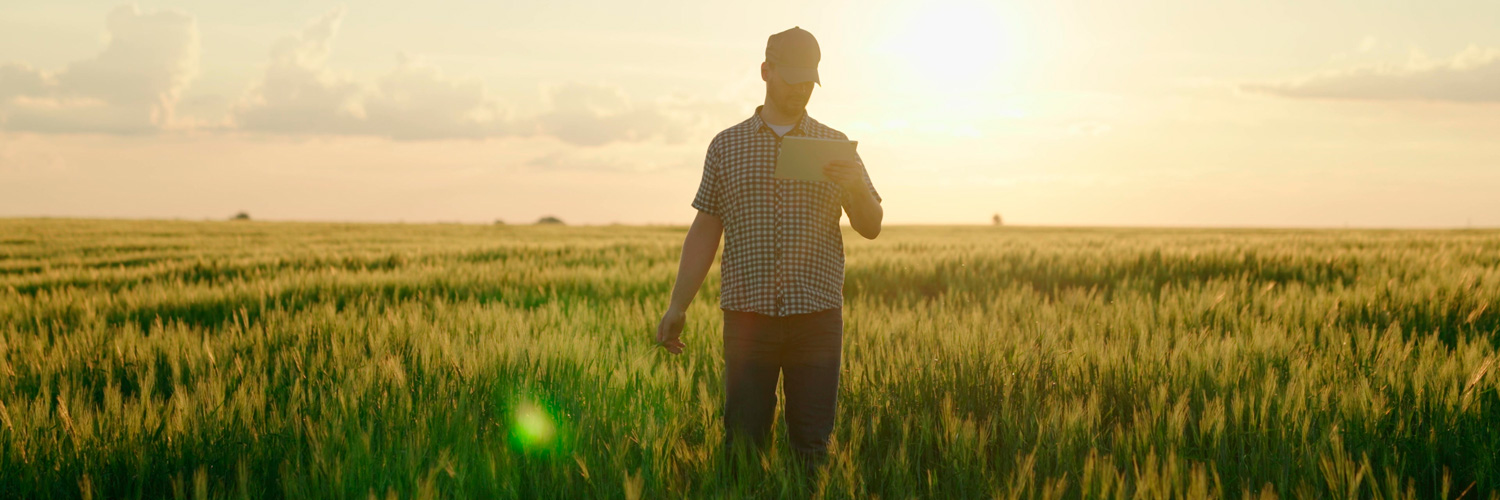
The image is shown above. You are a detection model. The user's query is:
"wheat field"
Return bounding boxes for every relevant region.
[1,218,1497,499]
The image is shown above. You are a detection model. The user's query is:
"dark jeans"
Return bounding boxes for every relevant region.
[722,307,843,467]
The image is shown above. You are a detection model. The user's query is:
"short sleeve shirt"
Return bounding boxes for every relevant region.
[692,106,881,317]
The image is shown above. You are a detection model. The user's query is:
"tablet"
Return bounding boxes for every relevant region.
[774,136,859,182]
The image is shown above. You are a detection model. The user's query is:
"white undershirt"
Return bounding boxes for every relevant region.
[767,122,794,137]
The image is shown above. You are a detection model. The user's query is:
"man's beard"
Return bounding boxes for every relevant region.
[777,94,808,116]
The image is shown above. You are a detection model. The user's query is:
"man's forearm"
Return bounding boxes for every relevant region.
[667,213,723,311]
[844,186,883,239]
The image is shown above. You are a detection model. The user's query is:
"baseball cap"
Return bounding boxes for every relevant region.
[766,26,821,86]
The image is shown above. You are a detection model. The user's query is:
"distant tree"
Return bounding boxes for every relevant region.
[494,219,506,225]
[232,211,251,221]
[992,213,1003,226]
[536,216,565,225]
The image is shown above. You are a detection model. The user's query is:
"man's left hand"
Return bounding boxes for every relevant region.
[822,159,867,193]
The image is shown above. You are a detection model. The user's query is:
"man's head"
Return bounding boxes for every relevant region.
[761,27,820,118]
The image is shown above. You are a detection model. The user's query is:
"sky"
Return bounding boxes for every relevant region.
[2,0,1498,227]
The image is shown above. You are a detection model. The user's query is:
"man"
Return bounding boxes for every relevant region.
[654,26,883,476]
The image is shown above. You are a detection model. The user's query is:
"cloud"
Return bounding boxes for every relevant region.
[230,8,379,135]
[362,54,513,140]
[523,139,704,172]
[0,5,200,133]
[232,9,513,139]
[532,83,732,146]
[535,83,649,146]
[3,6,732,145]
[0,63,52,100]
[232,8,725,145]
[1245,46,1500,103]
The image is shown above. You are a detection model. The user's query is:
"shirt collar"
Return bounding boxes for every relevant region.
[752,105,808,136]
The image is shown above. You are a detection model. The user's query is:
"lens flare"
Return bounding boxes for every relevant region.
[512,401,556,448]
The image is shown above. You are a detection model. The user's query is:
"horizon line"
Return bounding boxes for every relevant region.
[2,215,1495,232]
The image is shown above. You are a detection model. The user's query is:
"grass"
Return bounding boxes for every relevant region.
[1,218,1497,499]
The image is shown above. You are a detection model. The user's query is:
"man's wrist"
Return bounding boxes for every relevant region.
[843,182,874,201]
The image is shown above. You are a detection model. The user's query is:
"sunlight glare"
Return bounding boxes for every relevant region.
[878,1,1014,100]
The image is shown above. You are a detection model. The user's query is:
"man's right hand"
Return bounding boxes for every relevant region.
[656,307,687,355]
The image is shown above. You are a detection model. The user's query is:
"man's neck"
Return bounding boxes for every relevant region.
[759,101,802,127]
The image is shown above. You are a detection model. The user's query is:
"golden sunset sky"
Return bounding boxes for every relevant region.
[2,1,1498,227]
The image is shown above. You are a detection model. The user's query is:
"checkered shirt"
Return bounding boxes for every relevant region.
[692,105,881,317]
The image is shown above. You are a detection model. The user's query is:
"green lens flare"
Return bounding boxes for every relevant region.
[513,402,556,448]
